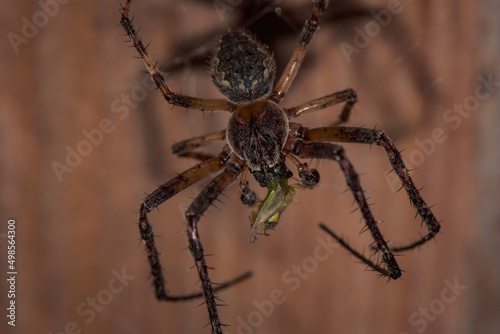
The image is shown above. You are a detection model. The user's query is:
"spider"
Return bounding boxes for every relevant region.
[120,0,440,332]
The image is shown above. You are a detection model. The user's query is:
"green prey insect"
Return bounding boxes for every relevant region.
[250,178,297,242]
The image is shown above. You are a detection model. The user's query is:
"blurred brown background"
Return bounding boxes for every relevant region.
[1,0,499,333]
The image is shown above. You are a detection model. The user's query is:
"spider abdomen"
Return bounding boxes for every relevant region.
[226,100,289,178]
[211,29,276,103]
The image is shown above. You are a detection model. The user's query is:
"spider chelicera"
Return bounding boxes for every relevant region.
[120,0,440,332]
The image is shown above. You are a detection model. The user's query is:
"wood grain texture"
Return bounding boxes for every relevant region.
[1,0,498,333]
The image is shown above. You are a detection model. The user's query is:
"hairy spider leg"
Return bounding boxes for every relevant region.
[139,146,251,332]
[285,88,358,125]
[140,152,231,299]
[172,130,227,155]
[288,139,402,279]
[172,133,257,208]
[184,156,245,333]
[319,223,392,277]
[120,0,235,112]
[173,133,226,162]
[300,126,441,251]
[140,152,252,296]
[271,0,329,101]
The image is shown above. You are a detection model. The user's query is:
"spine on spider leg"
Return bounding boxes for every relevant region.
[305,126,441,245]
[120,5,173,98]
[120,2,233,112]
[142,155,228,212]
[328,147,401,279]
[120,1,193,108]
[184,159,243,334]
[339,127,441,248]
[291,140,401,279]
[184,160,243,263]
[138,203,168,300]
[136,152,230,302]
[373,131,441,241]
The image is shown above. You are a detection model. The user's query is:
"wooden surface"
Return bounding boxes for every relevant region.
[1,0,499,333]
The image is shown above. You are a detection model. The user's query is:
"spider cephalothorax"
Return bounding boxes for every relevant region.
[120,0,440,332]
[227,100,289,180]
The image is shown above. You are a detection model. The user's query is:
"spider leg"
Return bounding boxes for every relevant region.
[120,0,235,112]
[176,152,216,162]
[172,130,227,163]
[184,156,245,333]
[298,126,441,251]
[285,88,357,125]
[140,154,227,300]
[142,151,230,214]
[172,130,226,155]
[140,150,251,302]
[288,140,401,279]
[271,0,329,102]
[319,223,391,276]
[171,132,259,208]
[239,167,257,206]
